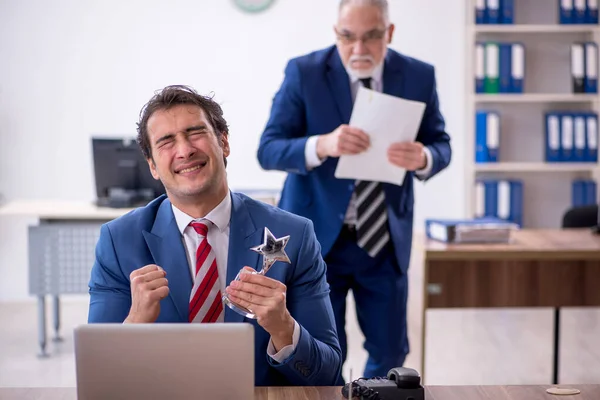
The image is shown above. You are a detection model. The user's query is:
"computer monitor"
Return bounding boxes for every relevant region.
[92,137,165,208]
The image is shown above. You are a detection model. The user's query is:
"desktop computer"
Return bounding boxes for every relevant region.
[92,137,165,208]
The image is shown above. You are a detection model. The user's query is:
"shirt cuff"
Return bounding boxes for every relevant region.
[267,320,300,363]
[305,135,325,170]
[415,146,433,179]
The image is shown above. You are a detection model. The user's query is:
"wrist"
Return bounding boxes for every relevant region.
[271,315,295,352]
[316,135,328,160]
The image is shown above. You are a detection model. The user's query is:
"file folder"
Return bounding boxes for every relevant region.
[585,42,598,93]
[571,43,586,93]
[486,0,500,24]
[575,0,587,23]
[501,0,514,24]
[511,43,525,93]
[587,180,598,205]
[587,0,599,23]
[560,0,574,23]
[475,42,485,93]
[485,43,500,93]
[572,179,587,206]
[561,114,575,162]
[476,111,500,162]
[586,112,599,162]
[545,113,561,162]
[475,181,485,218]
[475,0,486,23]
[425,217,517,244]
[499,43,512,93]
[574,113,587,162]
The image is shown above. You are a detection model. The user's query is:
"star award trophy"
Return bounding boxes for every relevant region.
[222,227,291,319]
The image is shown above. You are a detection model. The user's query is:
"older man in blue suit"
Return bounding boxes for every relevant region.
[257,0,452,380]
[87,85,342,387]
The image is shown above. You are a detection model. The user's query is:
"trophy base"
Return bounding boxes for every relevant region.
[222,295,257,319]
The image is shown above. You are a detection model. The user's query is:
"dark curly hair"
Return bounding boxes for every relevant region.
[136,85,229,161]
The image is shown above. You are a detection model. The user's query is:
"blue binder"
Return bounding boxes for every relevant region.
[499,43,512,93]
[560,0,574,24]
[545,112,562,162]
[476,42,486,93]
[584,42,598,93]
[510,43,525,93]
[475,111,500,162]
[586,0,599,23]
[572,179,587,206]
[486,0,500,23]
[585,112,599,162]
[500,0,514,23]
[561,113,575,162]
[575,0,587,23]
[574,112,587,162]
[475,0,486,23]
[587,180,598,205]
[508,180,523,227]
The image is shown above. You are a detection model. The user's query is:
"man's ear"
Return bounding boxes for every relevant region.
[387,23,395,44]
[221,133,230,158]
[147,157,160,180]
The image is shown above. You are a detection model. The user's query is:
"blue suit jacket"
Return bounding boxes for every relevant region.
[257,45,452,273]
[87,192,342,387]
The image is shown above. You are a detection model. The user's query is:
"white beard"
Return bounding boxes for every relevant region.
[345,54,380,79]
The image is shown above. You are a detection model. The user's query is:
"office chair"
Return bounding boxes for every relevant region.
[561,204,598,228]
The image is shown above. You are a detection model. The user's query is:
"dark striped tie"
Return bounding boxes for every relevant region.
[355,77,390,257]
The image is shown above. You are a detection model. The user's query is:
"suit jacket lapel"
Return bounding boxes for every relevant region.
[382,51,404,99]
[225,193,262,323]
[142,198,191,322]
[326,49,353,124]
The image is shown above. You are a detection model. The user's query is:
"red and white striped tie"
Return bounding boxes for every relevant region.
[188,221,223,323]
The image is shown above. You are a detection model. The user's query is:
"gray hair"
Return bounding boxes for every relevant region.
[338,0,390,24]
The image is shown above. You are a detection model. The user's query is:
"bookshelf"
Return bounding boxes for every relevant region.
[466,0,600,229]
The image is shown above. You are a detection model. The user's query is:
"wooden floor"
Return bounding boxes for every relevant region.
[1,236,599,387]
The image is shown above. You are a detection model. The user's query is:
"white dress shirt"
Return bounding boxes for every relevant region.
[304,62,433,225]
[171,191,300,363]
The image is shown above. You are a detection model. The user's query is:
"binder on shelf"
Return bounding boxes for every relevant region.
[499,43,512,93]
[475,42,485,93]
[500,0,514,24]
[574,113,587,161]
[587,0,599,24]
[425,217,518,244]
[475,111,500,162]
[561,113,575,162]
[475,181,485,218]
[486,0,500,24]
[572,179,598,206]
[585,112,599,162]
[485,43,500,93]
[545,113,562,162]
[560,0,574,23]
[585,42,598,93]
[511,43,525,93]
[571,43,585,93]
[476,179,523,226]
[475,0,486,23]
[575,0,587,23]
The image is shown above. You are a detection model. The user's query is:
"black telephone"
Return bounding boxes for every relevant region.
[341,367,424,400]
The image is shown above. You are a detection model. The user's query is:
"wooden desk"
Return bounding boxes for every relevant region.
[2,385,599,399]
[422,229,600,385]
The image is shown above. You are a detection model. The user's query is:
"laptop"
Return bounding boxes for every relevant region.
[74,323,254,400]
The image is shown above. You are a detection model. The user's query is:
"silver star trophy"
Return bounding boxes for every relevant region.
[222,227,291,319]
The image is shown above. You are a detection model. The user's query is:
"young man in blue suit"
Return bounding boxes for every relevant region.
[257,0,452,380]
[87,85,342,386]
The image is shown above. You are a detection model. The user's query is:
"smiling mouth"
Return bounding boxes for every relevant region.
[176,162,207,174]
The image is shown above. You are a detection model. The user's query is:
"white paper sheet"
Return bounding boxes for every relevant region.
[334,86,426,185]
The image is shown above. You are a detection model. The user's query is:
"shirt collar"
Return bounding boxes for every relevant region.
[172,191,232,235]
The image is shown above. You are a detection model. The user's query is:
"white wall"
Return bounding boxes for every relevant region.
[0,0,466,301]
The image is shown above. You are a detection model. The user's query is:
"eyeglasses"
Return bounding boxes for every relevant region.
[334,26,389,46]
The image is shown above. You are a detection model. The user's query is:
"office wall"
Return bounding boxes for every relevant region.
[0,0,466,301]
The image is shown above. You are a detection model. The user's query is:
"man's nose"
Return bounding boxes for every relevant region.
[175,138,196,158]
[352,39,368,55]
